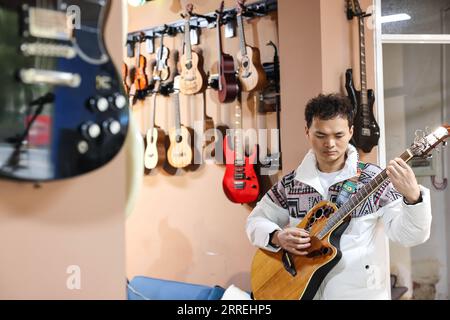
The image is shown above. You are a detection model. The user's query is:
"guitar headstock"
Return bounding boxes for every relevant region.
[237,0,246,15]
[184,3,194,19]
[351,0,363,15]
[410,125,450,157]
[217,1,225,22]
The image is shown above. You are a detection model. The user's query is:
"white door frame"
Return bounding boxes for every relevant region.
[374,0,450,167]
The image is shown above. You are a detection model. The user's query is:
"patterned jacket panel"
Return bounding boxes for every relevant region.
[266,162,403,219]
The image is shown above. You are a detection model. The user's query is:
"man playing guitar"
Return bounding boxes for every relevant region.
[247,93,433,299]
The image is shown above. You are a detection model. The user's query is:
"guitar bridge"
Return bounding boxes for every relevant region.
[361,128,371,136]
[282,251,297,277]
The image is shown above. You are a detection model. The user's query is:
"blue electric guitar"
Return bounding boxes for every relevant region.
[0,0,129,181]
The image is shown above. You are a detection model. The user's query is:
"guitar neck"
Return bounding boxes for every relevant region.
[174,91,181,131]
[157,35,164,70]
[358,15,368,106]
[136,41,141,67]
[237,14,247,56]
[234,104,244,164]
[217,18,223,89]
[150,91,157,132]
[318,150,413,239]
[184,19,192,60]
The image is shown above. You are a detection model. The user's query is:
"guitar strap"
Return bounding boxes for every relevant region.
[334,161,365,208]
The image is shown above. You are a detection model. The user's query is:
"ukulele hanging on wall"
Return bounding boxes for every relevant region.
[345,0,380,153]
[179,4,206,95]
[216,1,239,103]
[236,0,267,92]
[167,76,193,169]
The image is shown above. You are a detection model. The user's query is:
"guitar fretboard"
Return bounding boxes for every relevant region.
[237,14,247,57]
[358,14,370,126]
[216,15,223,91]
[174,91,182,133]
[317,150,412,239]
[234,104,244,165]
[184,19,192,61]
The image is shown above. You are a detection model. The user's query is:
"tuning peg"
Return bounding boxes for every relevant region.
[414,129,425,143]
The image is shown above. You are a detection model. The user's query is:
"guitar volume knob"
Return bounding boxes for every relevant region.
[111,93,127,109]
[81,122,101,139]
[103,119,121,135]
[88,96,109,112]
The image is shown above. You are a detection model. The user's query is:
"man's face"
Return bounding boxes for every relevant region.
[305,116,353,168]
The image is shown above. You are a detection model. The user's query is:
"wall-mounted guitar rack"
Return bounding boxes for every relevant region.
[126,0,277,57]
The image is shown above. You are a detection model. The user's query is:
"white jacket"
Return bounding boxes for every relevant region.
[246,145,432,299]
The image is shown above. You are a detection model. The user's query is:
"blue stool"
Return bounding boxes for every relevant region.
[127,276,226,300]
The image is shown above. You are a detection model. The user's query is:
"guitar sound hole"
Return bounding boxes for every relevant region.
[323,207,332,217]
[315,209,323,219]
[185,62,192,70]
[243,61,249,68]
[176,135,182,143]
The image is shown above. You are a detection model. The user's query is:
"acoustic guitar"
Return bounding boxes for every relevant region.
[236,0,267,92]
[0,0,129,182]
[222,94,259,204]
[251,125,450,300]
[216,1,239,103]
[345,0,380,153]
[179,4,206,95]
[144,82,166,171]
[167,76,193,169]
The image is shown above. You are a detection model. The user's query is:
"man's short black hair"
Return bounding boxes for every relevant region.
[305,93,354,128]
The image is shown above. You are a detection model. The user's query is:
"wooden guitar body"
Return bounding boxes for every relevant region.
[251,201,348,300]
[218,53,239,103]
[179,51,205,95]
[222,135,259,203]
[144,127,166,170]
[237,46,267,92]
[167,126,193,168]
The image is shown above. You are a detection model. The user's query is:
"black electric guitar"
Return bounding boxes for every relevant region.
[0,0,128,182]
[345,0,380,153]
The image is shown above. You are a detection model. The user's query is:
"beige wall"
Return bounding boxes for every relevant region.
[0,1,126,299]
[126,0,378,292]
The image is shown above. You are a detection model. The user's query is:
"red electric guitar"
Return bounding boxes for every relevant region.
[222,95,259,204]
